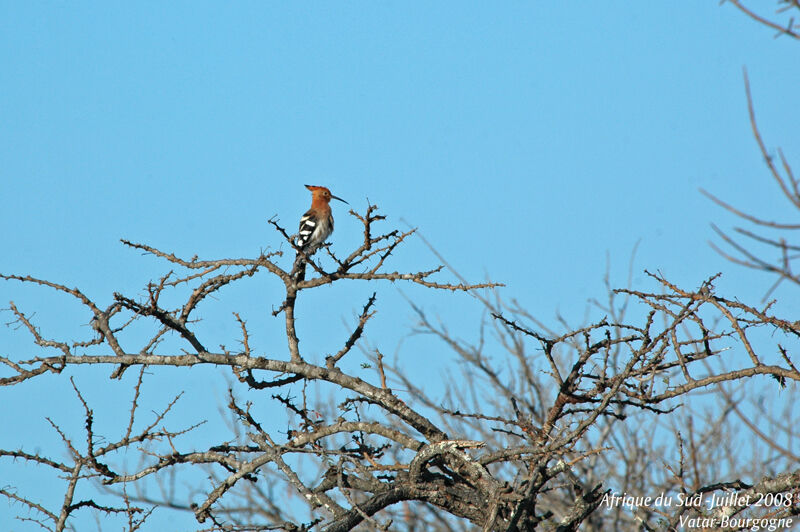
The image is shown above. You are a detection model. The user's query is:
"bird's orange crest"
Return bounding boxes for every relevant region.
[304,185,348,206]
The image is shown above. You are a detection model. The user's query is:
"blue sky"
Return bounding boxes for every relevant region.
[1,3,799,530]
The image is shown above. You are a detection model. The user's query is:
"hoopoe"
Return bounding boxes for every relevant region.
[291,185,348,282]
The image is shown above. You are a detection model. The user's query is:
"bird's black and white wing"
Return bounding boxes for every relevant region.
[296,211,318,251]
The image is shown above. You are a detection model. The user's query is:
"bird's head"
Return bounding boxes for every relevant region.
[305,184,348,205]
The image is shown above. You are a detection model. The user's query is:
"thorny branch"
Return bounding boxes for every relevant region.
[723,0,800,40]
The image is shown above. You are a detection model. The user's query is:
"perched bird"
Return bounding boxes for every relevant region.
[292,185,348,281]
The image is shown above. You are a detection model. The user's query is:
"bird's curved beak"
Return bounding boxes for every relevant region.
[331,194,349,205]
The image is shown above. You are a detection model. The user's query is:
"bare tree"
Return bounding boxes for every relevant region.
[3,166,800,531]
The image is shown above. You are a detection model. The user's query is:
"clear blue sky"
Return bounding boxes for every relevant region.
[1,3,798,530]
